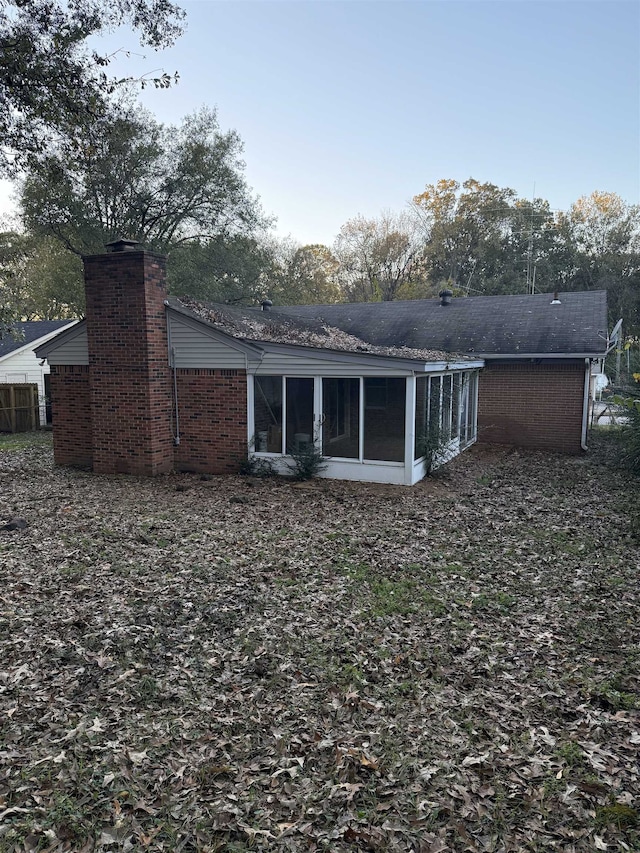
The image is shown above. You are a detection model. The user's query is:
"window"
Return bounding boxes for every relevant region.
[254,376,282,452]
[363,377,405,462]
[441,374,453,441]
[415,373,466,460]
[459,371,478,446]
[414,376,428,459]
[428,375,441,435]
[253,374,416,466]
[254,376,314,454]
[452,374,461,440]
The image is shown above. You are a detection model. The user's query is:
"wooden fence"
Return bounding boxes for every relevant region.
[0,384,40,433]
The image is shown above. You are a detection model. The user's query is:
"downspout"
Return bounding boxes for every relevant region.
[172,347,180,446]
[581,358,590,451]
[165,304,181,446]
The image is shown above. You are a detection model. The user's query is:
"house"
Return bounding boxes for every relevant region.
[34,242,483,485]
[0,320,77,427]
[275,289,610,454]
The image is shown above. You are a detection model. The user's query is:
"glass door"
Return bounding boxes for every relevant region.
[285,378,314,453]
[322,378,359,458]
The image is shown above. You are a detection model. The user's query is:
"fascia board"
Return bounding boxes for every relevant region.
[256,339,415,369]
[253,339,478,372]
[476,351,606,360]
[420,359,484,372]
[33,320,84,358]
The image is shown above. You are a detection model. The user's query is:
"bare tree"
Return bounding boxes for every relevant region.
[333,211,422,302]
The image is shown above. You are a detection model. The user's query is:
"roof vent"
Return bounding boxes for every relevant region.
[105,238,142,253]
[439,288,453,306]
[261,299,273,312]
[551,291,561,305]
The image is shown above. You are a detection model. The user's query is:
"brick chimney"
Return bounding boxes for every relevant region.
[83,239,174,475]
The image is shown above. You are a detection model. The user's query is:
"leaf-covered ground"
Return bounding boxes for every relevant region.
[0,433,638,852]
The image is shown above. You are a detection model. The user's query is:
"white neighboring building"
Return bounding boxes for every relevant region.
[0,321,77,425]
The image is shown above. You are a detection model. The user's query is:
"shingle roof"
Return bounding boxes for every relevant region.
[274,291,609,357]
[0,320,75,359]
[170,297,462,363]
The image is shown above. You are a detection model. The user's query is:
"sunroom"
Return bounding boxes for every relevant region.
[249,362,482,486]
[165,300,484,485]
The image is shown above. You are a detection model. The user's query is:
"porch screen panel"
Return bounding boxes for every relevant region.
[254,376,283,453]
[459,374,469,445]
[441,374,453,441]
[414,376,428,460]
[363,377,405,462]
[452,374,461,439]
[429,376,442,436]
[467,372,478,441]
[322,378,359,458]
[285,378,314,453]
[460,372,477,446]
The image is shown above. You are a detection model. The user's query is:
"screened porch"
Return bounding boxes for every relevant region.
[249,370,480,485]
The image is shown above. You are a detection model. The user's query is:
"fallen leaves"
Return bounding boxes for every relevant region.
[0,435,638,851]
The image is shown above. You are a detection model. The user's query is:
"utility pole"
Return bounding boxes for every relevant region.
[525,185,536,295]
[526,228,534,294]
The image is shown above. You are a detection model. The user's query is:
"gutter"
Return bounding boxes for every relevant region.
[472,351,606,360]
[581,358,590,451]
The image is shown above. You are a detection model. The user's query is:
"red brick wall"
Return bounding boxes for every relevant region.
[478,361,586,453]
[49,366,93,467]
[174,369,247,474]
[84,250,174,476]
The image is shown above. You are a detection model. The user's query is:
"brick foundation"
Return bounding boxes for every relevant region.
[478,361,586,453]
[174,369,247,474]
[50,365,93,467]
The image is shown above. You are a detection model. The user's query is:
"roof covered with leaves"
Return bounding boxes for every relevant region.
[171,297,464,363]
[273,291,609,357]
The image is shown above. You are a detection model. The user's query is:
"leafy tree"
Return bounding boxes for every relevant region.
[20,105,269,256]
[334,212,423,302]
[413,178,522,295]
[0,0,184,173]
[556,192,640,334]
[172,237,343,308]
[412,178,592,299]
[269,242,341,305]
[0,231,84,320]
[168,235,277,305]
[561,191,638,258]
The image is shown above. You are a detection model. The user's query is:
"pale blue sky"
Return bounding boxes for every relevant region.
[3,0,639,245]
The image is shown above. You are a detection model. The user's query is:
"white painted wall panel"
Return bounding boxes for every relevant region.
[0,350,46,401]
[0,346,45,377]
[1,322,78,422]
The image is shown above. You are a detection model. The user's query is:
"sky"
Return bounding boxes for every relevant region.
[2,0,639,246]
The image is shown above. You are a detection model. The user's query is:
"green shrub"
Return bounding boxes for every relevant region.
[416,423,449,476]
[237,437,276,477]
[238,454,276,477]
[616,400,640,475]
[286,443,327,480]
